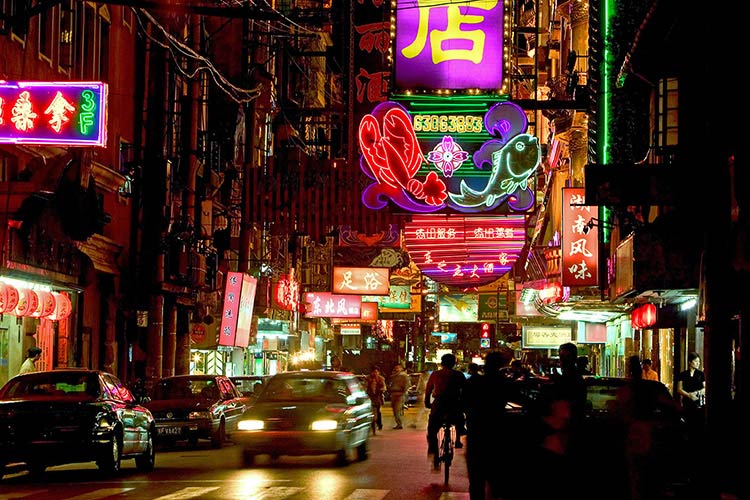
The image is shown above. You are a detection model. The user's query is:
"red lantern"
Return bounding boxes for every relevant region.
[31,290,56,318]
[641,303,657,327]
[48,292,72,321]
[631,307,642,329]
[0,283,19,314]
[14,288,39,316]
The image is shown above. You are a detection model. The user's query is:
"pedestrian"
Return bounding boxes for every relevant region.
[19,346,42,374]
[467,362,481,378]
[641,359,659,381]
[366,366,386,431]
[576,355,593,375]
[614,355,680,500]
[533,342,586,498]
[425,353,466,467]
[388,364,409,429]
[464,350,515,500]
[677,352,706,437]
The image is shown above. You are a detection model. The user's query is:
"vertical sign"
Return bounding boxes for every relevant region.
[394,0,505,90]
[352,0,390,123]
[561,187,598,286]
[218,271,243,346]
[234,274,258,348]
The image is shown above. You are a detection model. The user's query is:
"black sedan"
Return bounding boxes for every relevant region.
[145,374,246,448]
[0,369,156,477]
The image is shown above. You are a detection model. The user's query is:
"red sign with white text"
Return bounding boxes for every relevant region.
[332,267,390,296]
[233,274,258,348]
[218,272,243,346]
[561,187,598,286]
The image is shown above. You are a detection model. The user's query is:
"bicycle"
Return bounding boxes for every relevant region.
[434,419,456,485]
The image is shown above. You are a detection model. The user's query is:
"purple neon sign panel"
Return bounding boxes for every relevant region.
[395,0,504,90]
[0,81,107,146]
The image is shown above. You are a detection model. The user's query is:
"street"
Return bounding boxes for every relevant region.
[0,407,471,500]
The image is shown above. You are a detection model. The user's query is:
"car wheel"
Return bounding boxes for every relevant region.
[241,449,255,467]
[356,441,368,461]
[135,432,156,472]
[336,448,349,466]
[97,434,122,474]
[211,420,226,449]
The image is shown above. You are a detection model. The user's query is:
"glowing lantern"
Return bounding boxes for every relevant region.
[31,290,56,318]
[48,292,72,321]
[15,288,39,317]
[640,303,657,327]
[0,283,19,314]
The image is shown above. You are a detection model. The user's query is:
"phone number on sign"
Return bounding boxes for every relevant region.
[412,115,483,134]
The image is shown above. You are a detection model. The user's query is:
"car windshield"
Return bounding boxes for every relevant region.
[0,372,100,399]
[259,377,348,403]
[152,378,220,400]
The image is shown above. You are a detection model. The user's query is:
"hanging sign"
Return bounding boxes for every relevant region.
[561,187,599,287]
[304,292,363,318]
[0,81,108,146]
[332,267,390,295]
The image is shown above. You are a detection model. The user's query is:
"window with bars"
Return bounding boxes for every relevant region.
[655,78,678,158]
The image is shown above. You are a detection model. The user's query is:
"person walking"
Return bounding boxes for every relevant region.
[366,366,386,431]
[464,350,514,500]
[388,364,409,429]
[425,353,466,463]
[19,347,42,374]
[641,359,659,381]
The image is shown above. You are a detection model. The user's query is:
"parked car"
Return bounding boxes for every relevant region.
[0,369,156,477]
[144,374,246,448]
[234,370,373,466]
[230,375,270,402]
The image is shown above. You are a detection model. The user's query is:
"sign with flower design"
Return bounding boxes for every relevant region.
[359,97,539,215]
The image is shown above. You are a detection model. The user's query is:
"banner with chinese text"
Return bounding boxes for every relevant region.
[561,187,598,287]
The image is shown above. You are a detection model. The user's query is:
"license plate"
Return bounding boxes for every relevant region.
[158,426,183,436]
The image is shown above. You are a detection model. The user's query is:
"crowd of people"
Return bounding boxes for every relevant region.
[361,345,709,500]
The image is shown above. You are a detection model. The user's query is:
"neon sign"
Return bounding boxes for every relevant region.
[561,187,599,287]
[404,214,526,286]
[304,292,363,319]
[0,81,107,146]
[394,0,508,91]
[359,99,539,214]
[332,267,390,295]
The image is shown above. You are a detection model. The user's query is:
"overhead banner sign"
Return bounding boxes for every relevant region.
[561,187,599,287]
[332,267,390,295]
[394,0,508,91]
[0,81,107,146]
[522,325,572,349]
[404,214,526,286]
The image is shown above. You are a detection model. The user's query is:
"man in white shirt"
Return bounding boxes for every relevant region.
[19,347,42,374]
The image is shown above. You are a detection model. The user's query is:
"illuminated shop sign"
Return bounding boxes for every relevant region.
[304,292,363,318]
[404,214,526,286]
[218,272,257,348]
[360,301,379,322]
[332,267,390,295]
[363,284,412,309]
[522,325,572,349]
[561,187,598,287]
[0,81,107,146]
[340,325,362,336]
[359,99,539,214]
[273,272,299,312]
[439,294,479,322]
[394,0,508,91]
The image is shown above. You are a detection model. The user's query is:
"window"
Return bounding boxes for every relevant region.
[38,1,54,61]
[99,12,109,81]
[1,0,28,42]
[655,78,678,151]
[58,0,74,72]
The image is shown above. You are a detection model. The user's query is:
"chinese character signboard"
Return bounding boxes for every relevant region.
[304,292,363,319]
[219,272,244,346]
[273,272,299,311]
[363,284,412,309]
[0,81,107,146]
[352,0,390,130]
[394,0,507,91]
[522,325,572,349]
[359,100,539,214]
[561,187,598,287]
[404,214,526,286]
[234,274,258,348]
[332,267,390,295]
[478,292,508,321]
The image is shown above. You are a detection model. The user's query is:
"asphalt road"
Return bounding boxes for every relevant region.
[0,406,472,500]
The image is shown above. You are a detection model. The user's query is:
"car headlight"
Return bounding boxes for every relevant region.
[237,419,264,431]
[311,419,338,431]
[188,411,211,420]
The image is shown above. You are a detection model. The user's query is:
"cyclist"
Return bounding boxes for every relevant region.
[425,353,466,463]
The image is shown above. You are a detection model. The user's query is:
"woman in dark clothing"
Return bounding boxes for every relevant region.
[677,352,706,434]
